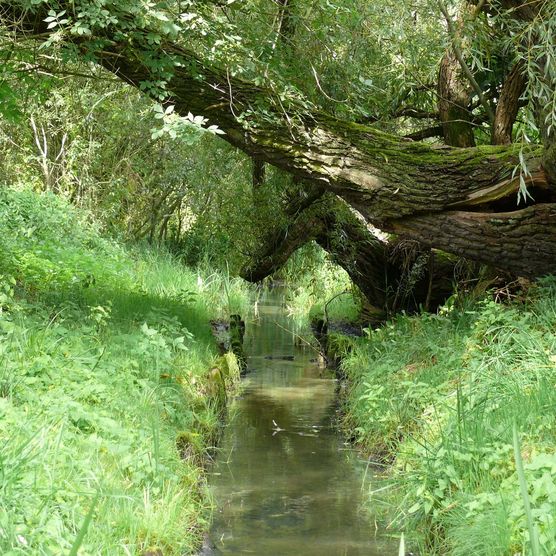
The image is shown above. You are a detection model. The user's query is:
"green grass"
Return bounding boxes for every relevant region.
[339,284,556,555]
[0,188,250,554]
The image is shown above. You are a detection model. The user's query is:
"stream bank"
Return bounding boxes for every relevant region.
[316,282,556,555]
[0,188,250,555]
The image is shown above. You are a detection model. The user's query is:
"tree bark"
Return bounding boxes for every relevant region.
[5,1,556,277]
[241,193,458,321]
[436,0,479,148]
[252,158,265,188]
[388,204,556,277]
[492,61,527,145]
[314,207,457,320]
[437,49,475,147]
[240,209,324,283]
[276,0,295,46]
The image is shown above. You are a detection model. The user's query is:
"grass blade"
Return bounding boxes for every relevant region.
[68,490,101,556]
[398,532,405,556]
[513,423,541,556]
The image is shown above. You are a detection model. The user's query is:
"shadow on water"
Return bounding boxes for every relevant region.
[203,290,397,555]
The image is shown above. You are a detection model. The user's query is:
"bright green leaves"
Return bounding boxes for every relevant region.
[139,79,169,101]
[43,9,68,29]
[342,281,556,552]
[42,4,116,36]
[150,103,225,142]
[40,0,185,38]
[152,10,182,37]
[146,31,162,44]
[71,20,91,35]
[0,275,16,314]
[23,0,198,108]
[154,102,175,118]
[0,186,251,553]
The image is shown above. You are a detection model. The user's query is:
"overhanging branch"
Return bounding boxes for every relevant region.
[4,0,556,276]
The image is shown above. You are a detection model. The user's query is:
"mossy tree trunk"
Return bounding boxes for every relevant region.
[7,1,556,277]
[96,40,555,277]
[241,191,459,321]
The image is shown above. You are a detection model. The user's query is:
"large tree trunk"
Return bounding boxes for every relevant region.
[492,61,527,145]
[314,206,458,320]
[438,49,475,147]
[5,1,556,277]
[388,204,556,277]
[241,191,458,321]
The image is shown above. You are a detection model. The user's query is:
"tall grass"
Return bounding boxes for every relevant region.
[0,188,249,554]
[340,283,556,554]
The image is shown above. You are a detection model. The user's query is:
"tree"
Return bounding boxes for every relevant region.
[242,186,460,321]
[2,0,556,282]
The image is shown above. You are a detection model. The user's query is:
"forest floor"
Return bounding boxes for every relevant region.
[0,188,249,555]
[324,282,556,555]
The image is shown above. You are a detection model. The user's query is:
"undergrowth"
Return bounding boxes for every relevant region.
[340,284,556,555]
[281,244,361,326]
[0,188,249,555]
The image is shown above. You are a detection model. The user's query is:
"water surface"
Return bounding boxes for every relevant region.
[205,292,395,555]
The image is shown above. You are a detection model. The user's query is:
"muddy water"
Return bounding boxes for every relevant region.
[205,292,396,555]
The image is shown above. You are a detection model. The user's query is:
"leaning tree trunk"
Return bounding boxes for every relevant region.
[5,0,556,277]
[241,190,459,322]
[94,41,555,276]
[314,204,458,320]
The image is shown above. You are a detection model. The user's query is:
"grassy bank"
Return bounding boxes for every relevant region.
[337,283,556,555]
[0,188,249,554]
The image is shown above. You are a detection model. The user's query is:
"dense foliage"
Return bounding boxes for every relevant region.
[2,0,556,553]
[340,284,556,554]
[0,187,248,554]
[2,0,556,289]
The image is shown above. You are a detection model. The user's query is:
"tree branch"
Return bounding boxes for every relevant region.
[405,125,444,141]
[438,0,495,124]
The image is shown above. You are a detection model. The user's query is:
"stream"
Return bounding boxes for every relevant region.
[204,291,396,555]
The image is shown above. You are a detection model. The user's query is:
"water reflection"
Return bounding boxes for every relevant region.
[206,292,395,555]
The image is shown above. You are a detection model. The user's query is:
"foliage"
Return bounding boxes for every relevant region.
[3,0,552,146]
[0,67,305,273]
[281,243,361,327]
[1,0,554,287]
[341,283,556,554]
[0,187,249,554]
[1,0,555,552]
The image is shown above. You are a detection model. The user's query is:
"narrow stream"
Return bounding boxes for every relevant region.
[204,291,396,555]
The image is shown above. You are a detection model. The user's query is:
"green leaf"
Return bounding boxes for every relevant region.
[407,502,420,514]
[68,490,101,556]
[513,423,541,556]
